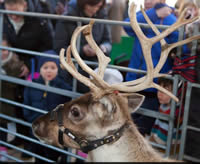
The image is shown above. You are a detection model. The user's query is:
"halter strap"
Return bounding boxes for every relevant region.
[50,104,129,153]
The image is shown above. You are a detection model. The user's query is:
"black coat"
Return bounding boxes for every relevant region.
[54,3,112,93]
[53,4,112,61]
[23,76,72,123]
[3,13,54,69]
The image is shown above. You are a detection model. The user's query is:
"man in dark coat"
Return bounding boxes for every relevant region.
[3,0,54,73]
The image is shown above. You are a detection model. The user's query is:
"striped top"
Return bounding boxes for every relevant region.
[151,104,181,145]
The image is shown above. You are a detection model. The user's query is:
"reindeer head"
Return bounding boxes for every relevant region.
[32,2,200,154]
[32,92,144,151]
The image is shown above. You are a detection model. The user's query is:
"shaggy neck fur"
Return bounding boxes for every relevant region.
[86,122,171,162]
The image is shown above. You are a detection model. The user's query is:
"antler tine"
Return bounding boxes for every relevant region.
[83,20,111,79]
[127,2,155,87]
[139,5,200,102]
[111,4,169,87]
[128,2,150,42]
[152,7,200,45]
[140,5,200,75]
[70,24,109,90]
[129,4,179,102]
[152,83,179,102]
[112,2,171,95]
[106,2,155,92]
[109,2,176,100]
[60,46,99,92]
[177,0,185,16]
[140,5,169,75]
[110,2,200,102]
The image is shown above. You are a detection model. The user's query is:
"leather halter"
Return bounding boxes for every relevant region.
[50,104,129,153]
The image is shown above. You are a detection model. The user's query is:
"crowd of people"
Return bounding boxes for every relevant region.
[0,0,199,162]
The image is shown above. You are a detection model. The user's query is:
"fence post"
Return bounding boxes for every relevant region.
[165,75,179,157]
[0,13,4,126]
[178,82,192,160]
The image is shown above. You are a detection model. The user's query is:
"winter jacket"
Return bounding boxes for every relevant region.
[23,76,72,123]
[53,2,112,61]
[3,3,54,70]
[54,2,112,94]
[124,6,178,92]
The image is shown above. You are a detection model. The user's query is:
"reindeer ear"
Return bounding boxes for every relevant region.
[127,93,145,113]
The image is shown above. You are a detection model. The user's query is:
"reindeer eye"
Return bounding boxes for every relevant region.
[71,107,80,117]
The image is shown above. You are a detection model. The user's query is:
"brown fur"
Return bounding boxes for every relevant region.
[32,93,179,162]
[2,53,24,77]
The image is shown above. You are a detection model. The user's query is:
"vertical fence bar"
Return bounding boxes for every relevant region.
[178,82,192,160]
[165,75,179,157]
[67,21,83,163]
[172,78,185,158]
[0,13,4,131]
[176,26,185,58]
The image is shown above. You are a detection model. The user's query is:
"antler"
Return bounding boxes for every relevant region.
[60,21,112,99]
[110,2,200,102]
[60,2,200,102]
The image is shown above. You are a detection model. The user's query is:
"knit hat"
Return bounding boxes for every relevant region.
[37,50,59,70]
[91,68,124,85]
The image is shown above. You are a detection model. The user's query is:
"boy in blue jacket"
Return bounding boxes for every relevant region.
[23,54,71,162]
[123,1,178,136]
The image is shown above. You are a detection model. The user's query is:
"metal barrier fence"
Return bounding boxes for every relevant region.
[0,9,199,162]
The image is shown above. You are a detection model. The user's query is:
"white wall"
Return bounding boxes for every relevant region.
[166,0,176,7]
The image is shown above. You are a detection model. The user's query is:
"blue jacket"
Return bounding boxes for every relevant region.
[23,76,72,123]
[124,7,178,92]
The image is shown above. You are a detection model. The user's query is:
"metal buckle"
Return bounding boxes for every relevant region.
[59,126,65,131]
[79,140,89,148]
[104,135,116,143]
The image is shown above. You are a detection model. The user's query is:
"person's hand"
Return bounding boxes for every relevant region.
[100,45,107,54]
[156,6,172,19]
[19,64,29,78]
[55,2,65,15]
[106,0,113,5]
[184,7,198,19]
[83,44,96,57]
[169,52,176,59]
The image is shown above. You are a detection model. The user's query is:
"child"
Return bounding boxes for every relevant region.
[23,54,72,162]
[150,77,181,146]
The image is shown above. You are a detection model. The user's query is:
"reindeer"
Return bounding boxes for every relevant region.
[32,2,200,162]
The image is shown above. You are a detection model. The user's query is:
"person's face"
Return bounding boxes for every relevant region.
[5,1,27,22]
[40,62,58,82]
[83,1,103,17]
[144,0,160,10]
[157,84,172,105]
[1,40,10,60]
[185,4,199,19]
[160,0,166,3]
